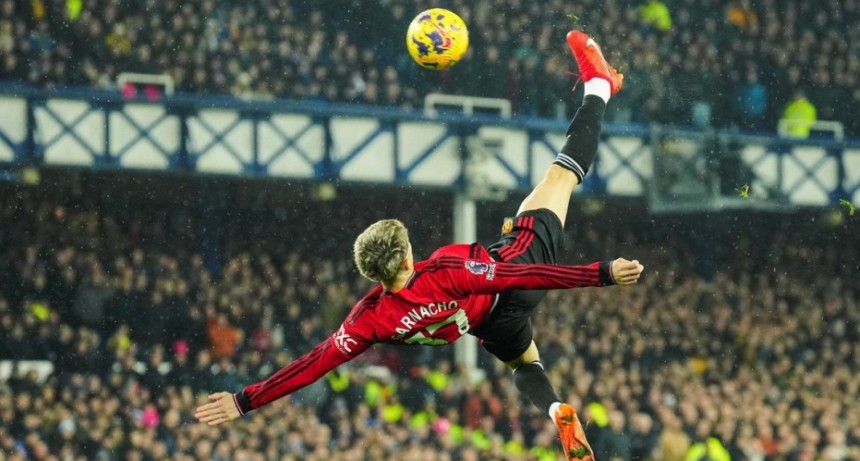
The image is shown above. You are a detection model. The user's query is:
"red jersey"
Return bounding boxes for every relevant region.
[234,243,614,413]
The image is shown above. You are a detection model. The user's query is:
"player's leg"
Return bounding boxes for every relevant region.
[474,311,595,461]
[517,165,579,229]
[505,341,556,412]
[478,325,560,418]
[516,30,624,228]
[506,341,594,461]
[500,31,622,461]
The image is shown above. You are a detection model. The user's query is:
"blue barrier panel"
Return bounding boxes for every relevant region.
[1,85,858,209]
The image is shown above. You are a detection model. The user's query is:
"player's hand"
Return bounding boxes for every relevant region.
[611,258,644,285]
[194,392,241,426]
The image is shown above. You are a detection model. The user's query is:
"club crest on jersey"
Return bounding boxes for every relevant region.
[501,218,514,235]
[464,260,496,280]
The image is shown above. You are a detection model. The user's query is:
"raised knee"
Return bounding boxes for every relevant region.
[506,343,541,369]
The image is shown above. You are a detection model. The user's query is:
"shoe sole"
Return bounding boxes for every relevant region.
[555,404,594,461]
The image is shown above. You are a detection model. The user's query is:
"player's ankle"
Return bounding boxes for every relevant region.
[552,156,585,183]
[583,78,611,104]
[554,95,606,184]
[549,401,562,423]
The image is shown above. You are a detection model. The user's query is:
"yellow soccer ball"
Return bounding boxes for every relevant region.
[406,8,469,70]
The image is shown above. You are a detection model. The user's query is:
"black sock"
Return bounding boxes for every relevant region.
[513,361,560,415]
[553,95,607,182]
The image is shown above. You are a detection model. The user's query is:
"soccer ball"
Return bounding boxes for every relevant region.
[406,8,469,70]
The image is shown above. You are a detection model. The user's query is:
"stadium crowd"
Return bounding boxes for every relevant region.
[1,0,859,136]
[1,174,858,460]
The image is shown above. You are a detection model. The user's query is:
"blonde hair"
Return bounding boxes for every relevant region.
[353,219,410,283]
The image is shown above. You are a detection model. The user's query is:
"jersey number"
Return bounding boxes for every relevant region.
[403,309,470,345]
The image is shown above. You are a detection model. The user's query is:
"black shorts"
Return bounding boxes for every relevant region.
[470,208,565,362]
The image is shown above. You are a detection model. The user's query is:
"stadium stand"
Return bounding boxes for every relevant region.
[1,0,859,136]
[2,1,860,460]
[1,172,858,460]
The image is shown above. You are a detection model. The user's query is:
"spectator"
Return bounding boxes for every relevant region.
[0,0,859,137]
[207,313,243,360]
[725,0,758,31]
[639,0,672,32]
[809,71,843,125]
[1,166,859,460]
[65,0,83,21]
[780,89,817,138]
[735,68,768,130]
[659,414,691,461]
[629,413,657,460]
[598,410,633,461]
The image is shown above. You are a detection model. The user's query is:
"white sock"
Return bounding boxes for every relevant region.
[549,402,562,423]
[583,78,611,104]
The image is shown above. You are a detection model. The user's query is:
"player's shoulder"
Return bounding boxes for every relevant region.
[426,242,492,261]
[414,243,493,277]
[345,285,384,325]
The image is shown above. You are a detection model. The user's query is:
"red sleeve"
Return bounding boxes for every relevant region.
[434,256,615,296]
[234,322,374,413]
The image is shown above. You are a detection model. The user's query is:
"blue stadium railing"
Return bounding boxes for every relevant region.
[1,84,858,210]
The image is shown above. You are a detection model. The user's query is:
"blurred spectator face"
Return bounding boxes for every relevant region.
[0,0,13,17]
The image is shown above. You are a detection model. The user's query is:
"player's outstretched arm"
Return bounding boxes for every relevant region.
[610,258,645,285]
[440,256,644,295]
[194,324,373,426]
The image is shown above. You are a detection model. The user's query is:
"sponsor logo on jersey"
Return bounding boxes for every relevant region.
[333,325,358,355]
[486,263,495,281]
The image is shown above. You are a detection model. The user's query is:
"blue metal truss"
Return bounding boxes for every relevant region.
[259,117,320,175]
[737,134,851,204]
[189,111,252,173]
[397,125,456,183]
[1,85,859,210]
[35,98,108,164]
[110,108,175,163]
[0,130,19,161]
[331,121,392,178]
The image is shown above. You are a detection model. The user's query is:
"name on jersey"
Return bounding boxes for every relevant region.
[391,300,459,339]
